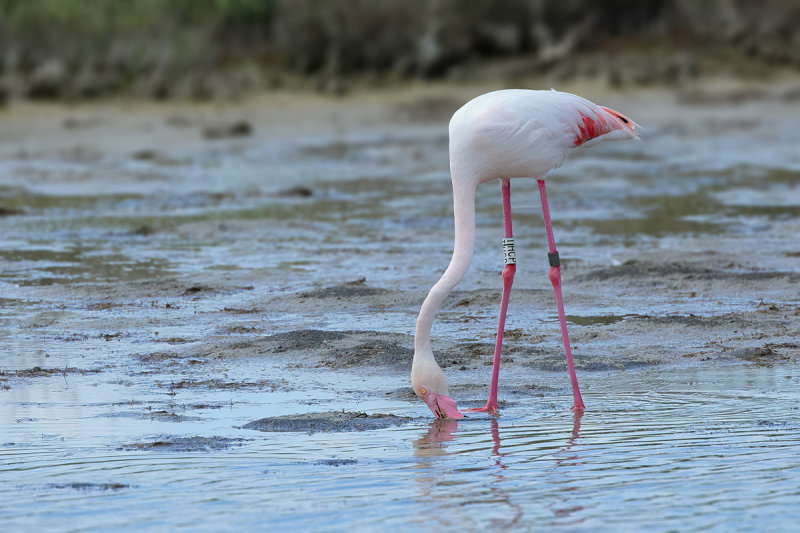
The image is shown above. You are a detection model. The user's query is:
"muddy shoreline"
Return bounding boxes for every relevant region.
[2,81,800,434]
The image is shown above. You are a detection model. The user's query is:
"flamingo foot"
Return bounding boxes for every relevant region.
[464,402,500,415]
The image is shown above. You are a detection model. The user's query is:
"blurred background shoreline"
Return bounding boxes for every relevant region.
[1,0,800,104]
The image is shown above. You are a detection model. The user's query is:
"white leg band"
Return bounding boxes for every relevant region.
[502,238,516,265]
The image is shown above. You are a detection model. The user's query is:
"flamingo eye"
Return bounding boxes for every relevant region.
[420,387,427,395]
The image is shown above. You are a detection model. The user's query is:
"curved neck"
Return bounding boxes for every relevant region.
[415,179,476,353]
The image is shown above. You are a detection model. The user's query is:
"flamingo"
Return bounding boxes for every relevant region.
[411,89,640,419]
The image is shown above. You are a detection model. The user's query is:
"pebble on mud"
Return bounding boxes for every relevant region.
[0,206,25,216]
[202,120,252,139]
[276,185,314,198]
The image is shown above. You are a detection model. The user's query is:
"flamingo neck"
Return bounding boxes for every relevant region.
[414,179,476,354]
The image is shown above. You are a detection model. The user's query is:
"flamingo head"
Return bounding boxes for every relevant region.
[571,104,640,149]
[411,352,465,420]
[416,386,465,420]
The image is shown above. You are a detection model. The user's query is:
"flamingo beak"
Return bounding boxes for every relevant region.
[422,391,465,420]
[600,106,641,138]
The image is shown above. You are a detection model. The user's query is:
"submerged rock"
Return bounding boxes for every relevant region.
[49,482,130,491]
[314,458,359,466]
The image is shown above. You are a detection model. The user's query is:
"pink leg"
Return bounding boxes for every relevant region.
[538,179,585,411]
[467,179,515,414]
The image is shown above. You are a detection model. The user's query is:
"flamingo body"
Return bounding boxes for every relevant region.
[449,89,637,185]
[412,89,639,419]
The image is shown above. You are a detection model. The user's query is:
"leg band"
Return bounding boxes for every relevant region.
[502,238,516,265]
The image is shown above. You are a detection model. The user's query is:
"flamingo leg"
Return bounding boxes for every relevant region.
[466,179,515,414]
[538,179,585,411]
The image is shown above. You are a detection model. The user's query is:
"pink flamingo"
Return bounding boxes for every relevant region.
[412,89,639,419]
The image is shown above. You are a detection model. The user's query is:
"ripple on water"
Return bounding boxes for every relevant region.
[3,365,799,531]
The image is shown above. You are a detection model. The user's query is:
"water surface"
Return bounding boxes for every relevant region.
[2,365,798,531]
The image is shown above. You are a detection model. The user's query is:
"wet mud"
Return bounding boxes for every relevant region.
[120,436,248,452]
[243,411,414,433]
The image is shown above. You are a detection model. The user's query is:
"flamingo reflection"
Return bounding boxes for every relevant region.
[550,410,585,523]
[413,410,585,527]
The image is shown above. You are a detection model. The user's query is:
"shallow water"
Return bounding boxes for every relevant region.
[1,85,800,530]
[3,365,799,532]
